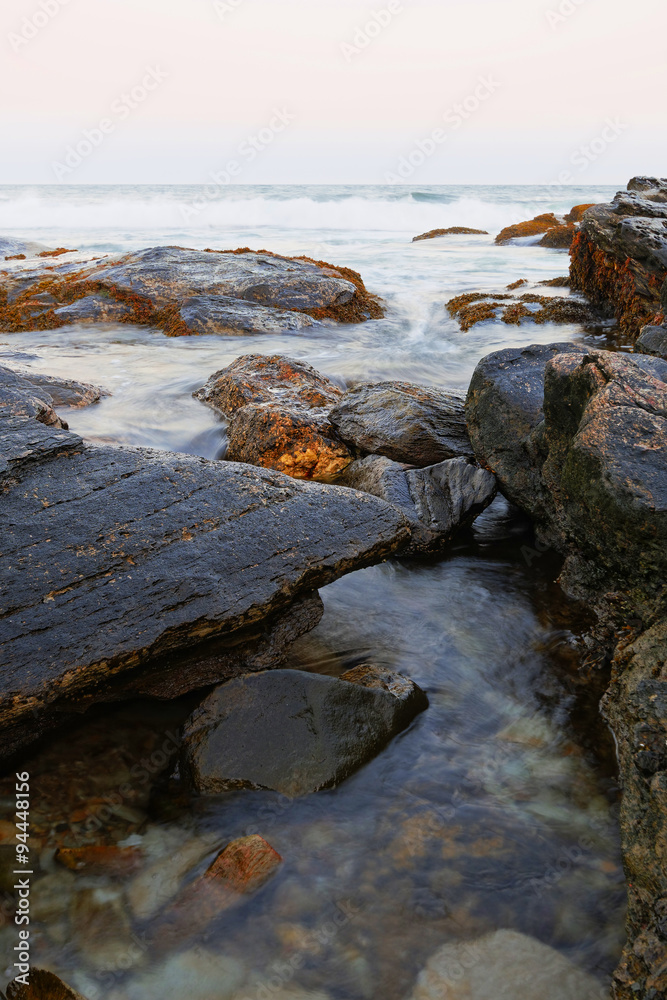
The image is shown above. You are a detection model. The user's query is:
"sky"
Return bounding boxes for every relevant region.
[1,0,665,185]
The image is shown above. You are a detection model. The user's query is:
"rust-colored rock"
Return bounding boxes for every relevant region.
[55,845,143,877]
[413,227,488,241]
[538,224,576,249]
[195,355,353,481]
[447,289,595,332]
[495,213,563,245]
[564,203,597,223]
[5,969,88,999]
[205,835,282,892]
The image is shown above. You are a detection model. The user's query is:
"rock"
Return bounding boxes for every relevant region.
[446,290,596,332]
[178,294,315,335]
[408,929,604,999]
[195,355,353,480]
[602,620,667,1000]
[636,324,667,359]
[181,665,428,797]
[538,224,576,249]
[495,213,564,245]
[55,845,142,876]
[466,343,667,602]
[570,177,667,338]
[52,295,135,324]
[121,948,247,1000]
[4,970,88,999]
[565,203,598,223]
[0,246,383,336]
[70,887,139,971]
[329,381,472,465]
[127,831,221,920]
[412,227,488,241]
[0,377,410,759]
[337,455,496,553]
[0,364,107,410]
[205,835,282,892]
[0,238,51,259]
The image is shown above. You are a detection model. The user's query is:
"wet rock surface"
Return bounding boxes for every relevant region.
[0,245,383,336]
[329,381,473,465]
[337,455,496,553]
[181,665,428,797]
[4,970,88,999]
[412,227,489,241]
[0,377,410,758]
[466,343,667,602]
[636,324,667,359]
[0,363,107,411]
[446,285,598,332]
[570,177,667,338]
[408,929,605,1000]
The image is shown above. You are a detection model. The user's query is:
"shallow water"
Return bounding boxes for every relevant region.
[0,183,627,998]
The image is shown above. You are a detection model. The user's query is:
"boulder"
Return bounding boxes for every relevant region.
[329,381,472,465]
[602,620,667,1000]
[407,929,604,1000]
[636,324,667,359]
[181,665,428,797]
[4,970,88,999]
[0,364,107,410]
[466,344,667,603]
[495,213,564,245]
[538,224,576,249]
[565,203,598,223]
[0,377,410,758]
[0,246,383,336]
[413,227,488,241]
[337,455,496,553]
[195,355,353,480]
[570,178,667,338]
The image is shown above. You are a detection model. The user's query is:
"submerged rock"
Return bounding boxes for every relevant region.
[195,355,353,480]
[0,377,410,758]
[329,381,472,465]
[0,246,383,336]
[570,177,667,338]
[447,289,596,332]
[466,343,667,602]
[337,455,496,553]
[413,227,489,241]
[181,665,428,797]
[4,969,88,999]
[408,929,604,999]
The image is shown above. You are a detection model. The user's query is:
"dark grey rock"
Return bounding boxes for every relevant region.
[53,295,135,324]
[179,295,315,335]
[330,381,472,465]
[0,378,411,758]
[636,325,667,359]
[338,454,496,553]
[86,247,357,311]
[0,364,108,409]
[181,665,428,796]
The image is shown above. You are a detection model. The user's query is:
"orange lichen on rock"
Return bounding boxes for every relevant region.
[506,279,528,290]
[495,213,563,245]
[413,227,489,241]
[4,254,26,261]
[540,276,570,287]
[539,225,576,249]
[205,835,282,893]
[570,230,666,336]
[37,248,77,257]
[565,203,597,223]
[447,287,596,331]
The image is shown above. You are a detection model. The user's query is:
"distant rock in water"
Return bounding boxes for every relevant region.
[570,177,667,338]
[495,213,563,244]
[408,929,604,1000]
[195,354,353,480]
[0,245,383,336]
[446,287,596,332]
[329,381,473,465]
[0,373,410,758]
[181,665,428,797]
[538,224,576,249]
[564,203,597,223]
[412,226,489,241]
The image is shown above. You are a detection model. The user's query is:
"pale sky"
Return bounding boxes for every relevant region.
[1,0,665,184]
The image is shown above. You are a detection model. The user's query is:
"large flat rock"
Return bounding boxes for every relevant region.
[0,380,410,758]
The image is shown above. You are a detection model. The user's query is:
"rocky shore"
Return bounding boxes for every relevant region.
[1,178,666,999]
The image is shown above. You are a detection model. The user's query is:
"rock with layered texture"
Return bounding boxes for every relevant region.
[195,355,353,480]
[329,381,473,465]
[0,377,410,758]
[412,227,488,241]
[0,363,107,410]
[466,343,667,602]
[636,324,667,359]
[337,454,496,553]
[570,177,667,338]
[0,246,383,336]
[181,665,428,797]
